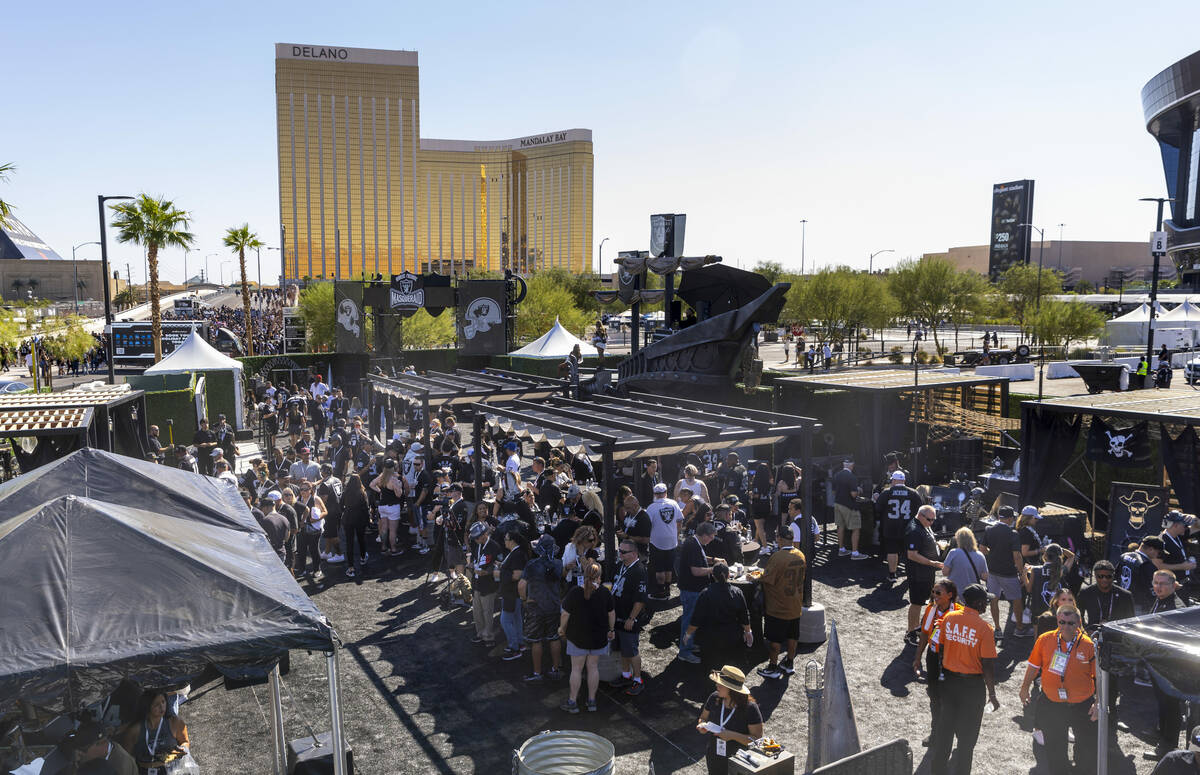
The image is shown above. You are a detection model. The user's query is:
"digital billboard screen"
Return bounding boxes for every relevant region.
[988,179,1035,280]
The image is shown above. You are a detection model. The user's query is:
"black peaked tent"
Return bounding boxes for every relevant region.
[1094,607,1200,775]
[0,448,257,533]
[0,495,336,712]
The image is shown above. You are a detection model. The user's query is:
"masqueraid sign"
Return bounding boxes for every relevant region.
[390,272,425,312]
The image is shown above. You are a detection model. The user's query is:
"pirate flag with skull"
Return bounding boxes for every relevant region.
[1085,417,1150,468]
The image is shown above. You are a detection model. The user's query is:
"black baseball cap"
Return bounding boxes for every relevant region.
[962,583,992,608]
[997,506,1016,520]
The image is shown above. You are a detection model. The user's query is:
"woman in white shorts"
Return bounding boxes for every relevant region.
[371,459,406,556]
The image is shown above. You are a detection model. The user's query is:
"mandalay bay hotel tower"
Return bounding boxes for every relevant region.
[275,43,594,281]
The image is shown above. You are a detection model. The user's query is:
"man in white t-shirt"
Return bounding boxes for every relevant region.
[311,373,330,399]
[646,483,684,600]
[502,440,522,511]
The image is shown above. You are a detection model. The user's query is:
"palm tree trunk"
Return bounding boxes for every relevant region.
[239,247,254,356]
[149,244,162,362]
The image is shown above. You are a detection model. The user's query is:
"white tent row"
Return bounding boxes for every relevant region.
[510,317,598,359]
[1103,302,1172,346]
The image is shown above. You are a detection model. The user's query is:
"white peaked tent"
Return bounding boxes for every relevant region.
[1157,299,1200,325]
[1104,302,1169,346]
[510,317,599,359]
[144,330,246,427]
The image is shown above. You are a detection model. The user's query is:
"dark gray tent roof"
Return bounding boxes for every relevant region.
[1100,606,1200,702]
[0,495,335,712]
[0,447,258,533]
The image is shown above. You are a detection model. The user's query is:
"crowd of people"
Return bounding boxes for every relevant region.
[133,368,1200,774]
[162,289,286,356]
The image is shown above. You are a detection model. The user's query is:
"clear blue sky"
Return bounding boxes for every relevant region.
[5,0,1200,284]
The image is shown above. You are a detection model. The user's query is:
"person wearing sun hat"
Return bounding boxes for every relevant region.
[696,665,765,773]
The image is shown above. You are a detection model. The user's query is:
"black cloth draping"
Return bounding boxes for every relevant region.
[1160,424,1200,515]
[1018,410,1081,505]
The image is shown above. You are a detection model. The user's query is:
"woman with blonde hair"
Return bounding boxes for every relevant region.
[675,464,711,503]
[941,527,988,603]
[558,560,614,713]
[562,525,599,586]
[370,458,405,556]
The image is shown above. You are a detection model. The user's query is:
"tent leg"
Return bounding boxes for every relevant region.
[1097,666,1110,775]
[326,650,346,775]
[269,663,287,775]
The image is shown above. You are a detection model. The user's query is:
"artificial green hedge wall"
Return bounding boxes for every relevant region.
[202,370,238,428]
[145,386,197,446]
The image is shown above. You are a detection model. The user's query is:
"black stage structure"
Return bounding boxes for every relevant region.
[777,369,1012,487]
[471,392,821,603]
[0,386,148,473]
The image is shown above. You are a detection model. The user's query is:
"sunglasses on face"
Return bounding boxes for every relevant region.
[1095,573,1114,579]
[619,548,636,554]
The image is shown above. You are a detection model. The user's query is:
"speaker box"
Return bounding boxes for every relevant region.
[287,731,354,775]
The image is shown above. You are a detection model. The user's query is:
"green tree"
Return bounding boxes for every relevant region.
[40,316,96,363]
[223,224,264,356]
[785,267,896,354]
[516,272,592,341]
[110,195,195,362]
[888,257,958,352]
[0,307,19,353]
[0,162,14,228]
[945,271,993,351]
[402,308,456,348]
[1031,300,1105,355]
[752,260,786,285]
[297,282,335,351]
[999,263,1062,342]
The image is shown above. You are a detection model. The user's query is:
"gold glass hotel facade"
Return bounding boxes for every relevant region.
[275,43,594,280]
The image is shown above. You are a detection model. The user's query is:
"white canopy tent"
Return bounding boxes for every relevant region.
[1103,302,1168,346]
[1156,299,1200,325]
[510,317,599,359]
[144,330,246,427]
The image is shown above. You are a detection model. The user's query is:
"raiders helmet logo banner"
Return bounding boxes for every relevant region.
[334,281,364,353]
[458,280,507,355]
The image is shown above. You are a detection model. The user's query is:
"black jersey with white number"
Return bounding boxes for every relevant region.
[875,485,923,528]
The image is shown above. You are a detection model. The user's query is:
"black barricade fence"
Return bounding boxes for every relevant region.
[1107,482,1169,563]
[457,280,507,356]
[1161,424,1200,515]
[1086,416,1151,468]
[334,282,365,353]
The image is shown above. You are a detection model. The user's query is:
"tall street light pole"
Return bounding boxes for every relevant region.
[1057,224,1066,269]
[71,241,100,315]
[869,248,894,274]
[98,194,134,385]
[1140,197,1174,372]
[598,237,609,277]
[205,252,218,284]
[184,247,192,288]
[800,220,808,274]
[1021,223,1047,400]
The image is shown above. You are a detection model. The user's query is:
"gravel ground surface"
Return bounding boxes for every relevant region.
[178,529,1170,775]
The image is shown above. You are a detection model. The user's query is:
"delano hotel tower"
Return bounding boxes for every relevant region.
[275,43,594,281]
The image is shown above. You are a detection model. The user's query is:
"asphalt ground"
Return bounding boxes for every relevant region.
[179,529,1168,775]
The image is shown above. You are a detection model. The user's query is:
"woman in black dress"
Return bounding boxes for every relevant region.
[696,665,765,775]
[341,473,371,581]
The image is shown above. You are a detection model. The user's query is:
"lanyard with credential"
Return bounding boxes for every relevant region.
[146,717,165,757]
[717,701,735,729]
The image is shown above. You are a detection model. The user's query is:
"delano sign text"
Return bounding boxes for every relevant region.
[291,46,349,60]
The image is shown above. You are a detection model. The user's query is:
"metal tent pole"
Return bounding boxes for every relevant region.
[326,651,346,775]
[1096,663,1110,775]
[268,663,287,775]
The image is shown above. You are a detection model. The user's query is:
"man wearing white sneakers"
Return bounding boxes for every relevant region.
[646,483,684,601]
[832,459,867,560]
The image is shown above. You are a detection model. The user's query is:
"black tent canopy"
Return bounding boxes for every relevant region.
[0,448,256,533]
[677,264,772,318]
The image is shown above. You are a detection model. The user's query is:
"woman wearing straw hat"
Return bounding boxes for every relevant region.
[696,665,765,774]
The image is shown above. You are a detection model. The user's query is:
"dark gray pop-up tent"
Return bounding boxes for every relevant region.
[0,456,348,775]
[0,447,255,532]
[1095,607,1200,774]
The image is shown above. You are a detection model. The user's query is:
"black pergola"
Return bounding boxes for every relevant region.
[366,368,562,461]
[777,369,1012,485]
[0,386,148,462]
[471,392,821,599]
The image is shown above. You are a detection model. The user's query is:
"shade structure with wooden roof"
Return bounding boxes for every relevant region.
[471,392,821,591]
[777,369,1012,485]
[0,384,148,471]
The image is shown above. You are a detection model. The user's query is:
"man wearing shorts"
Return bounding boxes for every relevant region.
[876,470,924,582]
[646,483,684,601]
[519,535,564,682]
[833,459,866,560]
[757,525,807,679]
[979,506,1030,637]
[905,505,943,645]
[611,539,649,695]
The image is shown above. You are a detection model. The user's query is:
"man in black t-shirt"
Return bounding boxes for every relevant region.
[677,523,716,664]
[1077,560,1135,633]
[980,506,1030,636]
[257,495,291,562]
[551,513,582,555]
[192,418,218,476]
[468,522,502,646]
[612,539,649,694]
[904,505,943,645]
[640,459,662,506]
[716,453,748,502]
[617,494,652,559]
[1158,511,1197,591]
[832,460,865,559]
[1118,536,1163,614]
[875,470,924,582]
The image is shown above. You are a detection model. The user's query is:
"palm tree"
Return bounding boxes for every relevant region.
[110,195,194,362]
[223,224,264,356]
[0,162,14,228]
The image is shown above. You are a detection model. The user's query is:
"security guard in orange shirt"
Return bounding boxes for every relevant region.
[1019,603,1097,774]
[928,583,999,775]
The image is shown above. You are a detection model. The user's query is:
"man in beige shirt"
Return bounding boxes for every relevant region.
[757,525,807,679]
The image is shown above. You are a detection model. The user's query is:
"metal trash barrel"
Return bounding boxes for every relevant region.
[512,730,615,775]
